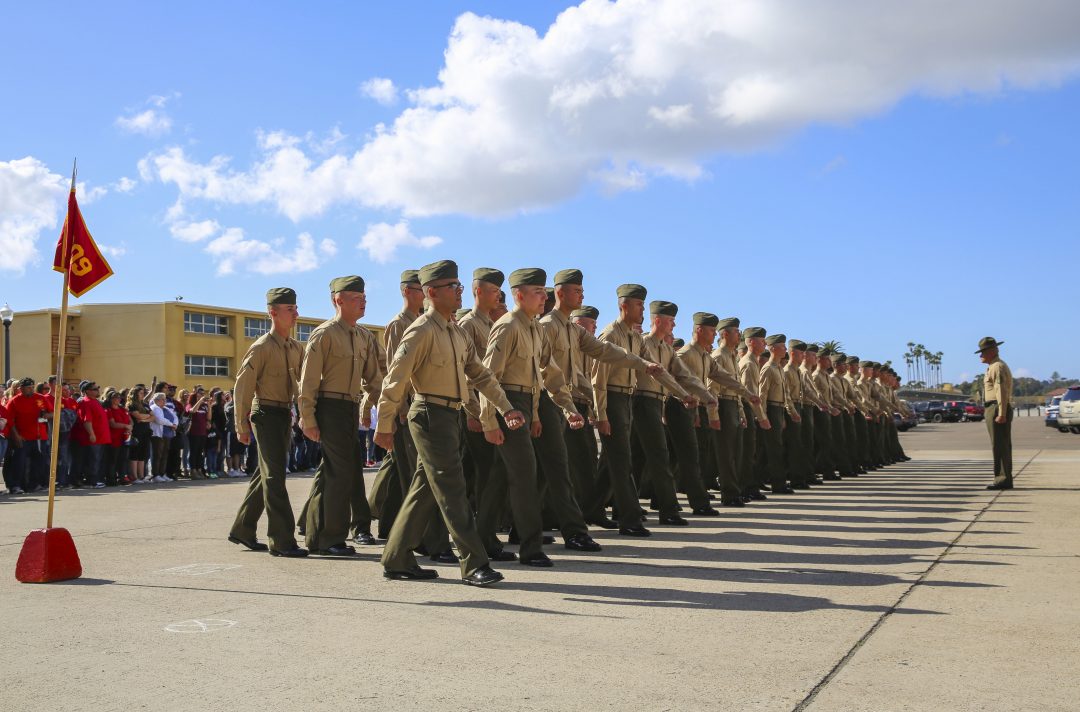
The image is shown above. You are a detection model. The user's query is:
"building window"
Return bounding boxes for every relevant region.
[184,355,230,378]
[244,317,270,339]
[296,323,314,342]
[184,311,229,335]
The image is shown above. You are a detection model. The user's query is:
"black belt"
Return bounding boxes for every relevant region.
[767,400,785,407]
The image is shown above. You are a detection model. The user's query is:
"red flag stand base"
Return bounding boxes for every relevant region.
[15,528,82,583]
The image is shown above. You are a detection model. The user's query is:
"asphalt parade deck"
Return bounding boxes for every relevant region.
[1,417,1077,712]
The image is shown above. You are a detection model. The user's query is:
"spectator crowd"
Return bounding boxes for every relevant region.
[0,376,382,495]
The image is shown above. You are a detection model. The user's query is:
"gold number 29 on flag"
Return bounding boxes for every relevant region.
[70,244,93,277]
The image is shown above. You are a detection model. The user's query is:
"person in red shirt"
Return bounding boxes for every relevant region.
[0,398,10,493]
[4,377,49,493]
[72,380,110,488]
[103,389,133,485]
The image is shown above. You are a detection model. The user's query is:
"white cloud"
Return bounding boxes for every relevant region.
[113,177,137,193]
[77,182,109,204]
[141,0,1080,219]
[360,77,399,106]
[357,221,442,263]
[204,229,337,276]
[116,108,172,136]
[116,93,178,136]
[169,218,221,243]
[0,157,67,273]
[1014,367,1034,378]
[98,244,127,258]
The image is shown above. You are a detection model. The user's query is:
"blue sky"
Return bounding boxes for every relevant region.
[2,1,1079,384]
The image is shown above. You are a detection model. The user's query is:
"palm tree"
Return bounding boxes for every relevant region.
[906,342,916,383]
[818,340,844,354]
[916,343,927,387]
[935,351,944,387]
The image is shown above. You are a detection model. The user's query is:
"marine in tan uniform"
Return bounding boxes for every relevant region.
[758,334,799,494]
[827,352,858,477]
[675,312,758,509]
[738,327,772,498]
[592,284,656,536]
[458,268,504,517]
[478,268,586,566]
[298,276,384,556]
[567,305,608,523]
[807,347,842,480]
[782,340,815,488]
[631,301,715,525]
[708,317,750,505]
[376,259,523,586]
[541,269,663,529]
[843,355,873,471]
[227,287,307,557]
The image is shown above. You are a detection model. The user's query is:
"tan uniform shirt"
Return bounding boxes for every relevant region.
[636,333,708,402]
[381,309,419,419]
[233,331,304,435]
[298,317,383,424]
[783,363,804,407]
[845,372,873,414]
[592,319,644,421]
[830,371,855,412]
[759,359,796,416]
[540,309,650,407]
[983,358,1013,412]
[800,364,829,411]
[809,366,836,414]
[678,342,749,420]
[710,345,744,403]
[481,308,576,431]
[376,309,512,434]
[458,308,494,419]
[738,352,768,421]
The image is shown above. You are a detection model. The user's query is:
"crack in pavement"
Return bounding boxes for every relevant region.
[791,451,1042,712]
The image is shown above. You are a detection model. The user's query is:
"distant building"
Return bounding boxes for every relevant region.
[4,302,385,391]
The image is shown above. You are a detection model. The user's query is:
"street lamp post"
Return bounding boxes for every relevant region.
[1,303,13,384]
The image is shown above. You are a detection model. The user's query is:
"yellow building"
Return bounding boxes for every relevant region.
[3,302,384,392]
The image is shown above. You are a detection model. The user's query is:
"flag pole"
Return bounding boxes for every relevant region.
[45,159,76,529]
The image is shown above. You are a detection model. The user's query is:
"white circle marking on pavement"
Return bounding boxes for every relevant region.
[164,619,238,633]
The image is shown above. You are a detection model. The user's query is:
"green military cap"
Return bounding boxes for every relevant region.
[329,275,365,293]
[743,326,766,339]
[473,267,504,287]
[672,338,685,349]
[400,270,420,285]
[266,287,296,305]
[859,360,874,368]
[571,305,599,320]
[419,259,458,285]
[765,333,786,346]
[788,339,806,350]
[716,316,740,330]
[975,336,1004,353]
[545,287,555,299]
[819,347,834,357]
[833,352,846,361]
[508,268,546,288]
[649,300,678,317]
[693,312,719,327]
[805,343,820,353]
[553,269,583,285]
[616,283,647,300]
[846,355,860,365]
[455,308,472,320]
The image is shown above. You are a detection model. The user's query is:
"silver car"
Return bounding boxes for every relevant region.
[1057,386,1080,434]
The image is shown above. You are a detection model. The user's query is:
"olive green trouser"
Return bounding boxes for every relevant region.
[630,396,683,518]
[461,410,495,510]
[533,392,589,540]
[830,413,854,476]
[739,402,759,494]
[566,399,602,520]
[784,407,809,486]
[842,412,858,472]
[875,415,889,463]
[711,399,743,501]
[477,390,544,558]
[598,391,642,529]
[985,403,1012,485]
[852,411,870,468]
[760,404,787,489]
[229,405,297,552]
[663,399,712,511]
[813,409,834,475]
[381,401,489,577]
[799,404,816,478]
[304,398,367,551]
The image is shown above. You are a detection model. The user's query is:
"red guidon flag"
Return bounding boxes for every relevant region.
[52,187,113,297]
